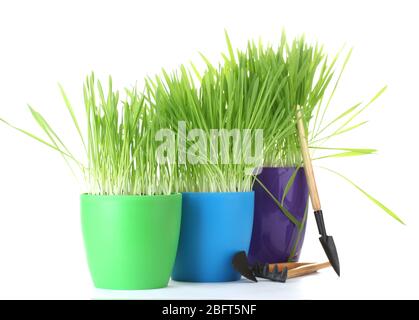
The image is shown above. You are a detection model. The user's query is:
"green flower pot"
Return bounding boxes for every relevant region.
[81,193,182,290]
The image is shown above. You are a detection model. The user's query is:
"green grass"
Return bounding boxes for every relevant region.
[218,31,336,166]
[0,31,404,223]
[146,30,402,223]
[206,31,403,223]
[1,73,178,195]
[147,60,290,192]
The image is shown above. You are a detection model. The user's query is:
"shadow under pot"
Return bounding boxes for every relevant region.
[248,167,309,265]
[172,192,254,282]
[81,193,182,290]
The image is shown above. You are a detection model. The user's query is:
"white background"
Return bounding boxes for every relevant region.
[0,0,418,299]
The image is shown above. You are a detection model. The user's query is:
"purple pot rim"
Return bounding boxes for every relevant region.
[258,166,301,169]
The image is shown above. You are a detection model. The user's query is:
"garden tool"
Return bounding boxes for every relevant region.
[266,261,313,272]
[232,251,331,283]
[287,262,331,279]
[253,261,331,282]
[296,106,340,276]
[232,251,258,282]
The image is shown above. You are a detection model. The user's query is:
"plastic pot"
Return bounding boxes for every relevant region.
[172,192,254,282]
[248,167,308,265]
[81,194,182,290]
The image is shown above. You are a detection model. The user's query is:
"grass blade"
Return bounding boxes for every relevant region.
[0,117,82,166]
[59,84,87,151]
[254,176,302,228]
[320,166,405,224]
[281,166,300,205]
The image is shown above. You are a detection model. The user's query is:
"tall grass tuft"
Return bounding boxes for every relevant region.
[1,73,178,195]
[216,31,402,223]
[147,45,295,192]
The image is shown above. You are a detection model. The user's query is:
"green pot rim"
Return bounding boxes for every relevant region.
[80,193,182,200]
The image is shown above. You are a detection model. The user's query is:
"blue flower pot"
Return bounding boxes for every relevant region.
[172,192,254,282]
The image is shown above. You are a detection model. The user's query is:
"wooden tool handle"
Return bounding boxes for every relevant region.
[268,262,314,272]
[287,261,331,279]
[296,106,321,211]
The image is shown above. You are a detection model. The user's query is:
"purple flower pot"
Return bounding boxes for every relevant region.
[248,167,309,265]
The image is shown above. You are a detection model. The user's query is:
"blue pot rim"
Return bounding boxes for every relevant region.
[182,191,254,197]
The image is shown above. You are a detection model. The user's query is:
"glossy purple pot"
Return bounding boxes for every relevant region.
[248,167,309,264]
